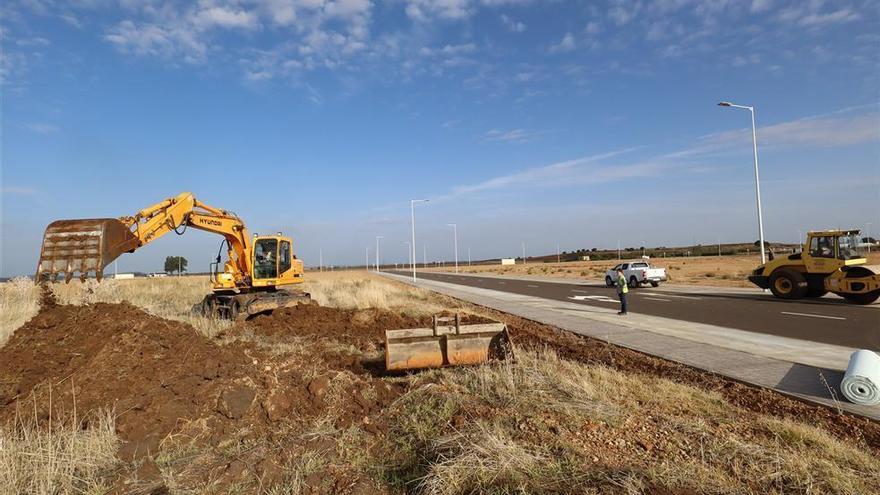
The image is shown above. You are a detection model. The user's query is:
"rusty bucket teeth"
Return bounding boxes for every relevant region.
[35,218,139,283]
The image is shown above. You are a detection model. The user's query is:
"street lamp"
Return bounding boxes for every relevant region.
[365,246,369,271]
[718,100,767,266]
[375,236,384,272]
[411,199,429,282]
[447,223,459,273]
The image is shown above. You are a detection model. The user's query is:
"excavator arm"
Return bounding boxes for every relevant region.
[36,192,253,284]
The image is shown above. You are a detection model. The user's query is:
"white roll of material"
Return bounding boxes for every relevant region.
[841,350,880,406]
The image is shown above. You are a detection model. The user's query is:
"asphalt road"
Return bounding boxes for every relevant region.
[391,271,880,350]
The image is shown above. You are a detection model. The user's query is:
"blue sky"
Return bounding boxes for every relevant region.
[1,0,878,276]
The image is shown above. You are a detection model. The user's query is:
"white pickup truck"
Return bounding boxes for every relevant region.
[605,261,668,288]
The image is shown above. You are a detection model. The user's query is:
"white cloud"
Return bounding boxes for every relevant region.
[482,128,542,143]
[324,0,371,18]
[22,122,59,133]
[405,0,472,20]
[16,37,50,47]
[0,186,39,195]
[192,7,260,30]
[799,8,860,27]
[608,0,639,26]
[704,112,880,149]
[750,0,772,13]
[500,14,526,33]
[584,21,600,35]
[261,0,298,26]
[549,32,575,53]
[450,147,643,195]
[105,20,207,63]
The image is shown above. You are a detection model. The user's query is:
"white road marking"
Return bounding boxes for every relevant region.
[498,281,506,284]
[641,292,702,300]
[527,284,539,288]
[644,297,671,302]
[781,311,846,321]
[569,295,619,304]
[571,289,591,293]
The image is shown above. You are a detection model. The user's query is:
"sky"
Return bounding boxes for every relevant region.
[1,0,879,276]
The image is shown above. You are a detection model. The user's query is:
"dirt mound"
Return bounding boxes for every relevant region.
[0,302,257,458]
[0,300,430,465]
[247,304,493,348]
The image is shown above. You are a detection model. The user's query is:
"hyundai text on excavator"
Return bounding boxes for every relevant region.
[748,229,880,305]
[35,192,310,319]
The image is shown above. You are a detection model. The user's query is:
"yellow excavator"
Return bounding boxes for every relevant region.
[35,192,310,319]
[748,229,880,304]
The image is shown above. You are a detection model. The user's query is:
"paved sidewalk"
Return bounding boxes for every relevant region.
[382,272,879,420]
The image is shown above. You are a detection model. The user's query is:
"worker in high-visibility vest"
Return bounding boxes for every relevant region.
[616,268,628,315]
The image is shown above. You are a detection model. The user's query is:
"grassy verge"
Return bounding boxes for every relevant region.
[378,350,880,494]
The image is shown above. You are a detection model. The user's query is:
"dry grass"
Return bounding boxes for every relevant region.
[382,349,880,494]
[0,404,119,495]
[0,277,42,347]
[304,270,468,316]
[425,252,880,288]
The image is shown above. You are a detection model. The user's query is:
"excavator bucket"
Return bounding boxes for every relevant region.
[35,218,139,283]
[385,314,514,372]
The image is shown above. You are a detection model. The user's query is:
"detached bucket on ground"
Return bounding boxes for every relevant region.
[35,218,139,283]
[385,314,514,371]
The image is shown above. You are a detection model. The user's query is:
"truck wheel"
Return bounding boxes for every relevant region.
[605,276,614,287]
[650,281,659,287]
[769,269,808,299]
[843,290,880,305]
[629,276,639,288]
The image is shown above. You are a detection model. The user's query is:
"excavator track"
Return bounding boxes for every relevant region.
[195,290,313,320]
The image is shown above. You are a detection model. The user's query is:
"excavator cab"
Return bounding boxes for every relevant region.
[248,235,304,289]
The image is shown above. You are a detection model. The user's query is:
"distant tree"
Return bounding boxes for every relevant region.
[591,248,598,252]
[164,256,188,275]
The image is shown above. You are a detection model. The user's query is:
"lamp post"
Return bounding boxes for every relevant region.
[365,246,369,271]
[447,223,459,273]
[410,199,429,282]
[867,222,873,254]
[375,236,384,272]
[718,101,766,266]
[521,242,526,264]
[423,244,427,268]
